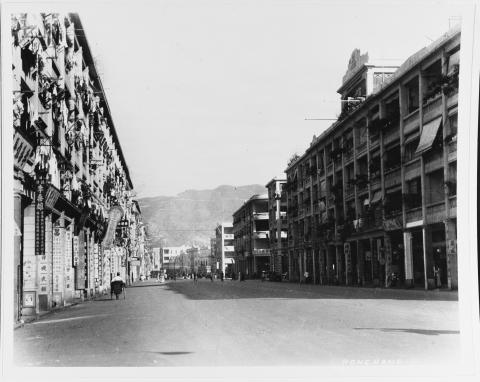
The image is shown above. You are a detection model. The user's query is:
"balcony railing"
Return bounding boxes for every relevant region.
[253,248,270,256]
[253,231,269,239]
[448,140,457,162]
[404,160,421,181]
[406,207,423,223]
[384,168,401,188]
[422,96,443,123]
[344,150,354,163]
[403,109,420,135]
[356,142,367,154]
[253,212,269,220]
[426,202,446,224]
[449,196,456,217]
[425,152,443,173]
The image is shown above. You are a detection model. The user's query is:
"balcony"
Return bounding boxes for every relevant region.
[224,233,234,240]
[253,212,269,220]
[304,176,311,187]
[356,142,367,155]
[370,176,381,190]
[448,140,457,162]
[345,184,355,199]
[425,152,443,173]
[447,91,458,109]
[403,109,420,135]
[406,207,423,224]
[327,162,333,174]
[426,201,446,224]
[422,96,443,124]
[449,196,456,217]
[404,160,421,181]
[344,150,354,163]
[383,126,400,146]
[384,168,401,188]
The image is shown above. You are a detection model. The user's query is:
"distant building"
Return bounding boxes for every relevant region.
[161,245,189,273]
[266,177,288,277]
[233,194,270,278]
[187,246,212,275]
[215,223,235,277]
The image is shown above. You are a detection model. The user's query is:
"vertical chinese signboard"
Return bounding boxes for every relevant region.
[75,232,86,290]
[35,180,46,257]
[52,224,64,304]
[64,226,74,298]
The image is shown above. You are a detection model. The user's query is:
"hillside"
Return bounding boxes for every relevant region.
[138,184,267,247]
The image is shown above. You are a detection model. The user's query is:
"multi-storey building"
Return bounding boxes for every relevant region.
[265,178,288,278]
[12,13,140,322]
[232,194,270,278]
[285,27,459,289]
[160,245,189,275]
[215,223,235,277]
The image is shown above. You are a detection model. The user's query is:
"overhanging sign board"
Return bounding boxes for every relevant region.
[102,206,124,247]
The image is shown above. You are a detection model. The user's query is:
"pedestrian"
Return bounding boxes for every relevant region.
[220,271,224,282]
[194,272,198,283]
[110,272,125,300]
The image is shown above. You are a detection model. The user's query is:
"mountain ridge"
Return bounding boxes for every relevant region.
[137,184,267,247]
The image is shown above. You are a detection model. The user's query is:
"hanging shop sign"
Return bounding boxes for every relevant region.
[344,242,351,274]
[102,206,124,247]
[45,185,61,210]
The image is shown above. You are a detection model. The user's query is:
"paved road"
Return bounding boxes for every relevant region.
[14,279,460,367]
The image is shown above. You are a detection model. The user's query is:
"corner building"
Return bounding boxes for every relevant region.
[233,194,270,278]
[12,13,139,322]
[285,27,459,289]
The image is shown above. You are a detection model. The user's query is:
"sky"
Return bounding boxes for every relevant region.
[68,0,465,197]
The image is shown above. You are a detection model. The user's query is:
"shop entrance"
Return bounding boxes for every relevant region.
[431,224,447,288]
[411,229,425,287]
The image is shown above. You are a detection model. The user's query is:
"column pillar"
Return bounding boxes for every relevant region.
[344,242,351,285]
[403,231,414,287]
[357,240,365,286]
[14,187,23,322]
[445,220,457,289]
[384,234,392,287]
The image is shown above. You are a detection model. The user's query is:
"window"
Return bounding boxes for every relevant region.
[448,163,457,196]
[426,170,444,204]
[406,77,419,113]
[423,60,442,104]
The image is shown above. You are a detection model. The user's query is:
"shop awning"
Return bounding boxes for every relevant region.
[371,191,383,204]
[415,117,442,155]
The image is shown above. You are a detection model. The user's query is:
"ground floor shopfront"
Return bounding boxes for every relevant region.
[14,191,130,323]
[233,254,270,279]
[286,219,457,290]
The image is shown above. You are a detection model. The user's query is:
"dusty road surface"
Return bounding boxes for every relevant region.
[14,279,460,367]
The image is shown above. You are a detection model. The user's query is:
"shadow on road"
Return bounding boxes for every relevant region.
[354,328,460,336]
[145,351,194,356]
[162,280,458,302]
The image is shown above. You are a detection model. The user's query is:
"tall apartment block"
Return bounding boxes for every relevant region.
[265,178,288,277]
[215,223,235,277]
[232,194,270,278]
[285,27,459,289]
[12,13,142,323]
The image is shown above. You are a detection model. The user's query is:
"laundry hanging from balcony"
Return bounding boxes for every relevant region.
[415,116,442,155]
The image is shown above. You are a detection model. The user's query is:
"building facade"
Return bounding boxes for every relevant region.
[12,13,141,323]
[265,178,288,278]
[232,194,270,278]
[214,223,235,277]
[285,27,459,289]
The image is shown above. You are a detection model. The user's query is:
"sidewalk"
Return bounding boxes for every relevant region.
[243,279,459,301]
